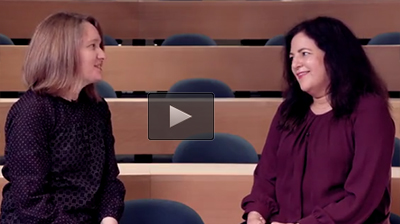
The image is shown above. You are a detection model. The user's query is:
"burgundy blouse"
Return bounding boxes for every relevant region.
[242,94,394,224]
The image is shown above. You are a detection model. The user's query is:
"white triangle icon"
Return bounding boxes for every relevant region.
[169,105,192,128]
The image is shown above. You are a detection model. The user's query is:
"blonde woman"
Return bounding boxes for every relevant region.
[0,12,125,224]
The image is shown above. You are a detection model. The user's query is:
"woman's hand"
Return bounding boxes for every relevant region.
[247,211,266,224]
[100,217,118,224]
[271,222,298,224]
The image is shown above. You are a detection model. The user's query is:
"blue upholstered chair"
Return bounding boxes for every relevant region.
[391,213,400,224]
[265,34,285,46]
[156,79,234,163]
[119,199,204,224]
[0,34,13,45]
[172,133,259,163]
[368,32,400,45]
[95,80,117,98]
[161,33,217,46]
[168,78,235,98]
[103,34,118,46]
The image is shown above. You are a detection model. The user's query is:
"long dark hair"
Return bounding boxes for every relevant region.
[279,16,389,131]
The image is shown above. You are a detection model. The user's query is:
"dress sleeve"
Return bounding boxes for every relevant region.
[298,96,395,224]
[3,100,56,223]
[97,100,126,222]
[241,105,283,222]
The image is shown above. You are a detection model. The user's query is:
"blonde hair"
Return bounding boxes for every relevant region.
[23,11,104,101]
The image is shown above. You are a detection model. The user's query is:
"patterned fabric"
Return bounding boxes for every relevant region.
[1,90,125,224]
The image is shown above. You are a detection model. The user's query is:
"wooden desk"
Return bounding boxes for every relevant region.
[0,98,400,157]
[0,164,398,224]
[136,0,400,39]
[0,98,280,156]
[1,46,400,92]
[0,1,139,39]
[2,1,400,39]
[142,164,400,224]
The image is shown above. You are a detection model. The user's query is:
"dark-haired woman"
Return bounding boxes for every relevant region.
[241,16,394,224]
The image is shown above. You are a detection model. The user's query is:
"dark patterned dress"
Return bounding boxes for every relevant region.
[0,90,126,224]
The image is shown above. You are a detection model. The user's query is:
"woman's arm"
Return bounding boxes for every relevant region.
[241,106,283,222]
[3,101,56,223]
[97,101,126,222]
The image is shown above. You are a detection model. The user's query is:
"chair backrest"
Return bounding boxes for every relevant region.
[0,34,13,45]
[119,199,205,224]
[168,78,234,98]
[368,32,400,45]
[265,34,285,46]
[95,80,117,98]
[390,213,400,224]
[104,34,118,46]
[161,33,217,46]
[172,133,259,163]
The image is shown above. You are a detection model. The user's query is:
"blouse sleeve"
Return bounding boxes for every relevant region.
[241,105,283,222]
[298,96,395,224]
[97,100,126,222]
[3,100,56,223]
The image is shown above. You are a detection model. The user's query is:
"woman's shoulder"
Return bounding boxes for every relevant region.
[349,94,391,123]
[354,94,389,114]
[89,97,111,119]
[9,90,54,118]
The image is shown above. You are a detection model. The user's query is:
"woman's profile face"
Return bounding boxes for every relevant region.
[289,32,330,98]
[78,22,105,86]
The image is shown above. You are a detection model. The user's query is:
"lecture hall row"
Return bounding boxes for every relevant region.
[0,164,397,224]
[1,45,400,161]
[2,0,400,40]
[1,45,400,92]
[0,97,396,160]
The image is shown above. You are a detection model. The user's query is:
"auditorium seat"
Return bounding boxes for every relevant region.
[368,32,400,45]
[155,79,235,163]
[391,213,400,224]
[0,34,13,45]
[104,34,118,46]
[172,133,259,163]
[161,33,217,46]
[265,34,285,46]
[95,80,117,98]
[119,199,204,224]
[168,78,235,97]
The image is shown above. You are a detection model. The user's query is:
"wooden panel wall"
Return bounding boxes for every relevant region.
[2,1,400,39]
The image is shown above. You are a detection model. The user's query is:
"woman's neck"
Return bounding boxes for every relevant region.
[311,94,332,115]
[59,86,83,102]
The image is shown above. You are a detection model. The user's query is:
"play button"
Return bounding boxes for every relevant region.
[170,105,192,128]
[148,93,214,140]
